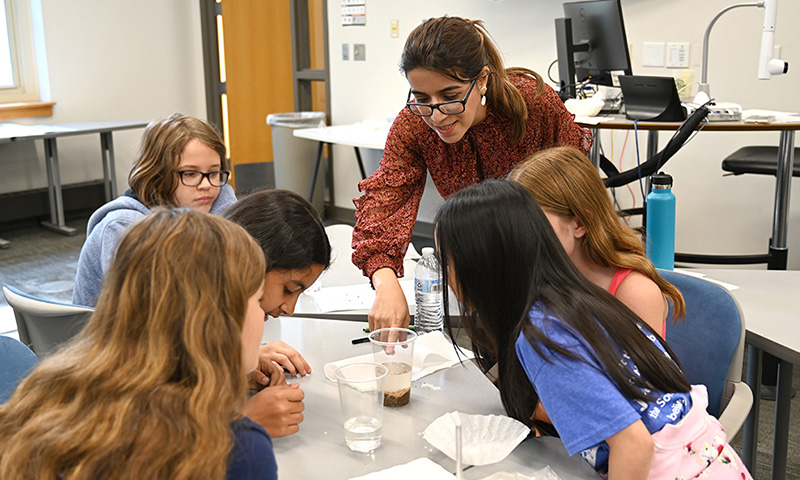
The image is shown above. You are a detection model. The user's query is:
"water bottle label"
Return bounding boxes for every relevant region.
[415,278,440,294]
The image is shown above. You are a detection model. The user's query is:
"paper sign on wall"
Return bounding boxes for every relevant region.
[341,0,365,26]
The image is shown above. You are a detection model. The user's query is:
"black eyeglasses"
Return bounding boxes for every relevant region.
[406,79,478,117]
[176,170,230,187]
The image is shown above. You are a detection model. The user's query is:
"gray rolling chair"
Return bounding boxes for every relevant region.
[0,335,38,403]
[2,285,94,358]
[659,270,753,437]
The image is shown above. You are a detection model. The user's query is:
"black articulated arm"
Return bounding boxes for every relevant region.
[602,105,710,189]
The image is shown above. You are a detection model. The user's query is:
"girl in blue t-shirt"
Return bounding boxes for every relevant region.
[434,180,750,479]
[0,209,277,480]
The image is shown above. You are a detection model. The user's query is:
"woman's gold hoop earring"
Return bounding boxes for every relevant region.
[480,86,487,106]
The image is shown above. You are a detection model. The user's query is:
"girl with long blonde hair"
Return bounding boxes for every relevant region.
[509,146,685,337]
[0,209,275,480]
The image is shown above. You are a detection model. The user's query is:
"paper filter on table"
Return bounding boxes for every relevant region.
[423,412,530,466]
[324,331,473,382]
[348,458,455,480]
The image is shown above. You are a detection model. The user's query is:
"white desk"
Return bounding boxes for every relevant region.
[0,121,149,246]
[292,122,390,202]
[695,268,800,480]
[262,316,597,479]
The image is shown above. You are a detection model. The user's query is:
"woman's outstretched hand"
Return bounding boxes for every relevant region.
[369,268,411,331]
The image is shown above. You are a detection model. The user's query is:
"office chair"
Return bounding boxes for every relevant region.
[2,285,94,358]
[0,335,38,403]
[659,270,753,437]
[722,146,800,178]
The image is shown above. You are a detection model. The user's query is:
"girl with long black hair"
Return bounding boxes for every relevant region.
[435,180,750,479]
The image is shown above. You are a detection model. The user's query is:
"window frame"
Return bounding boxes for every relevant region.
[0,0,45,104]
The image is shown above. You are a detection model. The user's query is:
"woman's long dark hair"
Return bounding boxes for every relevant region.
[435,180,690,432]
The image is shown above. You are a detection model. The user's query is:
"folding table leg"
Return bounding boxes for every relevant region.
[40,138,77,236]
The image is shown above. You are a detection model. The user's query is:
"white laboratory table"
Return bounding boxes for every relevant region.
[262,316,598,479]
[695,268,800,480]
[292,122,390,202]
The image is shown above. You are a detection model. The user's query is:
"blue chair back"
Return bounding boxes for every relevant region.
[660,270,744,417]
[0,335,38,403]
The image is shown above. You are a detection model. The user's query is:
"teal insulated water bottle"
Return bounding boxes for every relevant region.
[646,172,676,270]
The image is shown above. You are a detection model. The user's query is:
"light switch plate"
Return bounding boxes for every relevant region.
[354,43,366,61]
[666,42,690,68]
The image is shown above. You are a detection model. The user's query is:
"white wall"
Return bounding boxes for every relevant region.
[327,0,800,268]
[0,0,207,199]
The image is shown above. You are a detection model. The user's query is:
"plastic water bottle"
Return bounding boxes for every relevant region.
[414,247,443,334]
[646,172,676,270]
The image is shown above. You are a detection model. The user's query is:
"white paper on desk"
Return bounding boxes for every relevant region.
[572,115,608,125]
[324,330,474,382]
[348,458,455,480]
[742,109,800,124]
[304,280,415,313]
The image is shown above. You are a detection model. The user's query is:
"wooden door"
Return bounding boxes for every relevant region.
[221,1,294,186]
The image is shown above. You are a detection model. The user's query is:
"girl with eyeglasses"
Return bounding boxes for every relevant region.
[435,180,751,480]
[0,209,278,480]
[352,16,592,332]
[73,113,236,307]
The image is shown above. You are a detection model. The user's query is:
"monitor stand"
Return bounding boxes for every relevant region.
[619,75,686,122]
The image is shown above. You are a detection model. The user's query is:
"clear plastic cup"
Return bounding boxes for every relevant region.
[369,328,417,407]
[334,362,388,453]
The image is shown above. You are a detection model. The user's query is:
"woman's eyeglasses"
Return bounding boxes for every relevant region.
[176,170,230,187]
[406,79,478,117]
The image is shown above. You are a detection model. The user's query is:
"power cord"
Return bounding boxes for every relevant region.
[633,120,646,207]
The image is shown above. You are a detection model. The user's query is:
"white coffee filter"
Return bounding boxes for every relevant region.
[422,411,530,466]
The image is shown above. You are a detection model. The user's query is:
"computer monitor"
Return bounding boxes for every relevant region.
[555,0,632,100]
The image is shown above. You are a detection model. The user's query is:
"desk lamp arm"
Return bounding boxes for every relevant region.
[699,2,764,100]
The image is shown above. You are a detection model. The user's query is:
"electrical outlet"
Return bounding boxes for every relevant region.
[354,43,366,61]
[390,19,399,38]
[666,42,690,68]
[642,42,665,67]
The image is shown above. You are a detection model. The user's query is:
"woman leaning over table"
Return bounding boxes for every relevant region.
[352,15,592,331]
